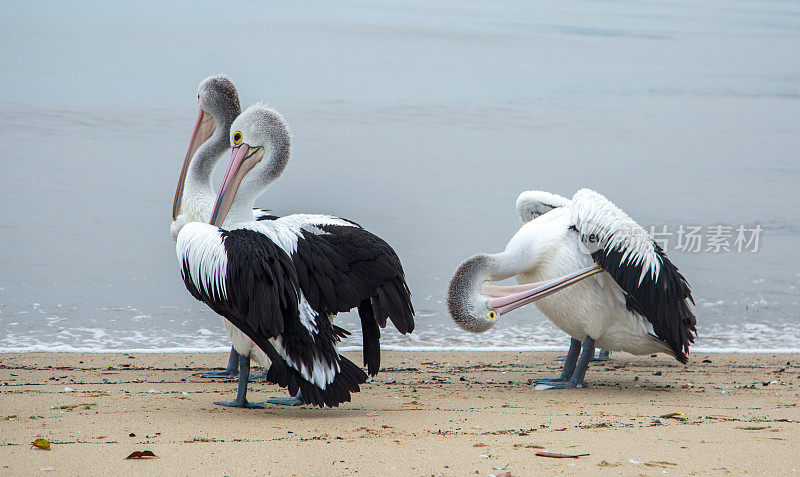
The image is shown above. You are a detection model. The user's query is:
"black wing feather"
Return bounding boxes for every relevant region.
[294,225,415,327]
[180,227,367,407]
[586,238,697,363]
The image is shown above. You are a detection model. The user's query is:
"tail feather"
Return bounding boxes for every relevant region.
[372,283,414,334]
[372,290,389,328]
[260,340,367,408]
[267,355,367,407]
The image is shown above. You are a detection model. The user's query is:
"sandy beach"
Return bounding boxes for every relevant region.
[1,351,798,476]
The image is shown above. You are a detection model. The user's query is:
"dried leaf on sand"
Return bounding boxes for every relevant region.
[125,451,157,459]
[535,451,589,459]
[31,438,51,450]
[660,412,688,421]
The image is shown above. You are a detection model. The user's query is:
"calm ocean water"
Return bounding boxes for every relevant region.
[1,0,798,353]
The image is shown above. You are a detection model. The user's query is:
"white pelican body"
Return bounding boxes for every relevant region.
[509,208,670,356]
[449,189,696,388]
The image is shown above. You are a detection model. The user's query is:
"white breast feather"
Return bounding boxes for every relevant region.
[176,222,228,300]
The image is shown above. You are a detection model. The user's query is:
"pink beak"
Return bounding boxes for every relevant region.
[209,145,250,227]
[209,144,265,227]
[173,107,216,220]
[483,266,605,315]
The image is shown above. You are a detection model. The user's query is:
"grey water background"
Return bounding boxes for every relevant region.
[1,0,798,352]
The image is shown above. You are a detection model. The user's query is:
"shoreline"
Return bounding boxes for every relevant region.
[1,351,798,475]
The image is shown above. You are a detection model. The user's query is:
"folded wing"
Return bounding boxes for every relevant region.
[570,189,696,362]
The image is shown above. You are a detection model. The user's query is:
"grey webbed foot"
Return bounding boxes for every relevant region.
[267,396,304,406]
[267,390,304,406]
[534,380,586,390]
[534,336,595,391]
[194,369,239,379]
[529,377,568,385]
[214,399,265,408]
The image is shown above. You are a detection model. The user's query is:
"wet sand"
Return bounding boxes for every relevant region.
[1,351,798,476]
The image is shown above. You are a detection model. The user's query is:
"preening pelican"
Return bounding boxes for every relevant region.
[175,104,415,407]
[448,189,696,389]
[171,75,276,381]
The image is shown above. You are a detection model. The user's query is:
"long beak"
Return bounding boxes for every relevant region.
[209,144,265,227]
[483,266,605,315]
[172,107,216,220]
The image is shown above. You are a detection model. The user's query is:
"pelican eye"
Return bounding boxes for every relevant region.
[486,310,497,320]
[232,131,243,145]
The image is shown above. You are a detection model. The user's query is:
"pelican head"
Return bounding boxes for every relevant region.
[448,252,603,334]
[447,254,500,332]
[210,103,291,227]
[172,75,241,220]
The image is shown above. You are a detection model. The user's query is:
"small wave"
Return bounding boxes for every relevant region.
[3,312,800,354]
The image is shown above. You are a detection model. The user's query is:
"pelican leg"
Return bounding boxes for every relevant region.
[594,349,612,361]
[536,337,595,390]
[555,348,611,362]
[214,355,265,408]
[530,338,581,384]
[247,368,270,383]
[267,390,305,407]
[193,346,240,379]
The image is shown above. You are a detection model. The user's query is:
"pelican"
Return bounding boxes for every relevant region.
[171,75,276,381]
[175,104,415,407]
[516,191,612,361]
[448,189,696,389]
